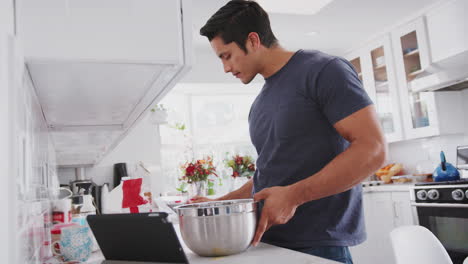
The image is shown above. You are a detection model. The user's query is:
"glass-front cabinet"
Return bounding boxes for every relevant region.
[347,17,464,142]
[346,36,403,143]
[392,17,439,139]
[349,57,363,83]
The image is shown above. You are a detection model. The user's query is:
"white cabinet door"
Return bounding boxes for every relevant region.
[347,50,376,103]
[346,35,404,143]
[391,17,442,140]
[391,191,415,227]
[426,0,468,64]
[351,192,396,264]
[351,191,414,264]
[368,192,397,264]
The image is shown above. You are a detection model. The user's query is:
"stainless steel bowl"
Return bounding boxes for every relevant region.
[174,199,257,257]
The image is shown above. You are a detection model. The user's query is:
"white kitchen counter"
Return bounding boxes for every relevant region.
[362,182,414,192]
[86,242,339,264]
[84,218,339,264]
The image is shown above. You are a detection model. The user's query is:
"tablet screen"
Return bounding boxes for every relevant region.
[87,213,188,263]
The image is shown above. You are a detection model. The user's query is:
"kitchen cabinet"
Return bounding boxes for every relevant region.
[391,191,414,228]
[350,189,414,264]
[346,35,404,143]
[392,17,464,140]
[15,0,193,166]
[347,13,465,142]
[17,0,186,63]
[425,0,468,66]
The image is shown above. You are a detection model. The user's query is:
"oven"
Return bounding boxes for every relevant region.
[411,181,468,264]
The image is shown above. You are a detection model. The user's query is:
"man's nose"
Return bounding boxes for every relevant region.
[223,63,232,73]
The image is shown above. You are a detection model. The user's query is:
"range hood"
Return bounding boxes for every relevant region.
[410,49,468,93]
[17,0,193,166]
[409,66,468,92]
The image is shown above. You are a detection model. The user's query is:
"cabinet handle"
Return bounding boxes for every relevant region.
[393,202,399,219]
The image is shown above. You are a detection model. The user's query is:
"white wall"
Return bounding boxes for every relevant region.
[0,0,14,36]
[464,89,468,133]
[0,0,14,262]
[58,114,162,188]
[0,31,12,264]
[1,39,59,263]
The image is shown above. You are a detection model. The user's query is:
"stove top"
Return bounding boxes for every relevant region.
[415,178,468,186]
[412,178,468,203]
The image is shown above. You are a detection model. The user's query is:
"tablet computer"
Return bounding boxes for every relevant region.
[87,212,188,263]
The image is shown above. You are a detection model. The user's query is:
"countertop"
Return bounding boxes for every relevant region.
[86,242,339,264]
[361,182,414,192]
[82,215,338,264]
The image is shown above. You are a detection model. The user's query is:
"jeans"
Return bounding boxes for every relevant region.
[293,246,353,264]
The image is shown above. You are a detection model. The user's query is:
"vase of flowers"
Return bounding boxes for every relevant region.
[180,156,217,198]
[225,154,255,191]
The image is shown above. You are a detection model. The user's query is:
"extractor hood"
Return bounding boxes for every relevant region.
[410,50,468,93]
[17,0,193,167]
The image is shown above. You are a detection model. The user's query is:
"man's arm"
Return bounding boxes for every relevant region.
[190,179,253,203]
[292,105,387,202]
[252,105,387,246]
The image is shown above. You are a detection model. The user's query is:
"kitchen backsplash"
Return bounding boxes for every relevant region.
[13,66,59,263]
[388,89,468,176]
[388,133,468,175]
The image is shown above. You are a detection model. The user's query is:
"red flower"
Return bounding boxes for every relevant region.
[186,164,195,176]
[233,171,239,178]
[181,156,217,183]
[248,164,255,171]
[235,156,243,165]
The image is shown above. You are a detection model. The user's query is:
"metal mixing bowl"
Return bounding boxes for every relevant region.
[174,199,257,257]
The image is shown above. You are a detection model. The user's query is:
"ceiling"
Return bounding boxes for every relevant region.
[182,0,443,83]
[191,0,441,55]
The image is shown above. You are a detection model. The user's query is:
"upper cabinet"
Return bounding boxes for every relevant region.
[18,0,186,64]
[391,17,438,139]
[426,0,468,65]
[16,0,193,166]
[392,17,464,139]
[347,12,465,143]
[392,17,431,82]
[409,0,468,93]
[347,36,403,143]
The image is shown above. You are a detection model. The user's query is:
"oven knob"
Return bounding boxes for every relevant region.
[452,189,465,201]
[466,190,468,199]
[416,190,428,200]
[428,189,440,200]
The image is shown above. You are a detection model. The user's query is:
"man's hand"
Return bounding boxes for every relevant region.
[188,196,216,204]
[251,185,300,246]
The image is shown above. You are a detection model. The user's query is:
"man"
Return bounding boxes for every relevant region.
[192,1,387,263]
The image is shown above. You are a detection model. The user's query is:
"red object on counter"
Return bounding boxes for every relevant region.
[122,178,148,213]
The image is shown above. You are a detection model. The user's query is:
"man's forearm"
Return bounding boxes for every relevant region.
[291,139,386,205]
[217,179,253,201]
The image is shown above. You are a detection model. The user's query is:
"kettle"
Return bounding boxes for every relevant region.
[433,151,460,182]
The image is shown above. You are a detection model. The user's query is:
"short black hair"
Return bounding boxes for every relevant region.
[200,0,278,53]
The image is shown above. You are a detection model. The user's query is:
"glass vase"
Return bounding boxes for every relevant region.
[231,176,249,191]
[189,180,207,198]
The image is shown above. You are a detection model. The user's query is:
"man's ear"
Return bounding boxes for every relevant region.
[246,32,261,51]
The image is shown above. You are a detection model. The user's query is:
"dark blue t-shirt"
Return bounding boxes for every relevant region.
[249,50,373,248]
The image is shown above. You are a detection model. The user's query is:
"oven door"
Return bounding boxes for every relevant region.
[413,203,468,264]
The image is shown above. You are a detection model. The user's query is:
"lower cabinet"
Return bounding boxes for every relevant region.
[350,190,414,264]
